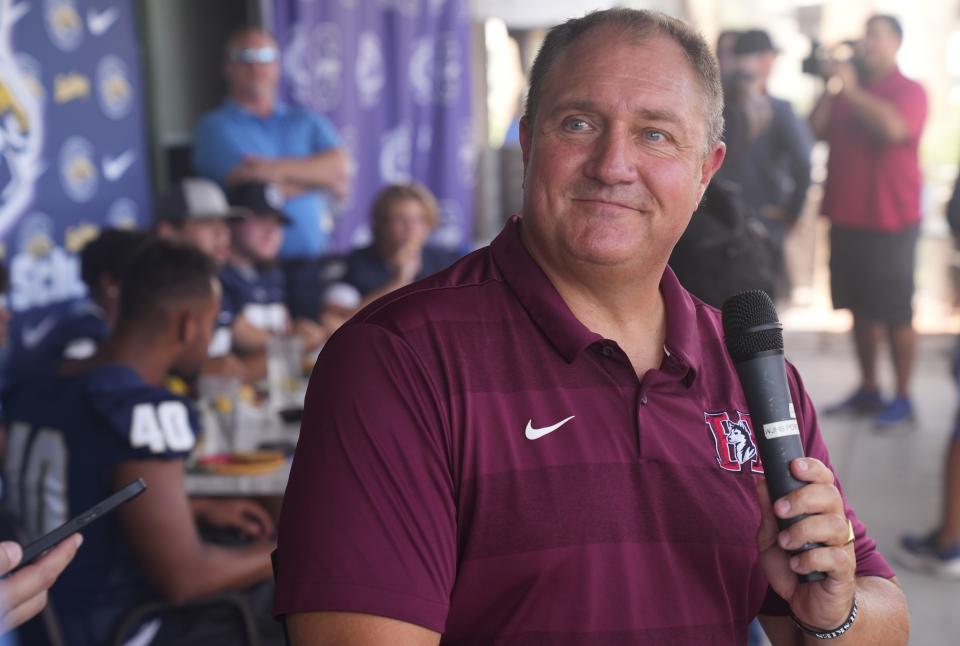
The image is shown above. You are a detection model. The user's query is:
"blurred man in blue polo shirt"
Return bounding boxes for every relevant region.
[193,27,350,320]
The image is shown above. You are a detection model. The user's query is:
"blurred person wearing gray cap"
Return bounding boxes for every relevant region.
[221,182,327,355]
[154,178,253,377]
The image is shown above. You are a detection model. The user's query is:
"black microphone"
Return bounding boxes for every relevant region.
[722,290,825,583]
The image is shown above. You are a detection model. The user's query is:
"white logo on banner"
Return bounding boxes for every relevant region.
[102,149,135,182]
[434,199,464,249]
[106,197,139,228]
[416,124,432,152]
[0,0,44,239]
[86,6,118,36]
[58,136,98,203]
[14,54,45,104]
[96,55,134,120]
[410,35,461,106]
[44,0,83,52]
[10,211,85,311]
[409,38,433,106]
[356,31,385,108]
[379,124,412,184]
[458,121,477,188]
[284,21,342,111]
[436,34,462,106]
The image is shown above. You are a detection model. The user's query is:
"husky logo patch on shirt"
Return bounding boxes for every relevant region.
[704,411,764,474]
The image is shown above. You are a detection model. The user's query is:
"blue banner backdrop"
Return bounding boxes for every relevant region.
[270,0,474,253]
[0,0,150,317]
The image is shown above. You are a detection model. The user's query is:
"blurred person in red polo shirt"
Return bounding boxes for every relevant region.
[810,15,927,428]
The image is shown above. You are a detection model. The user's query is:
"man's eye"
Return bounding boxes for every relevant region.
[644,130,666,142]
[563,118,590,132]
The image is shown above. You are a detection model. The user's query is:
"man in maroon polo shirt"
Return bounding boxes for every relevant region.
[810,15,927,428]
[275,9,909,644]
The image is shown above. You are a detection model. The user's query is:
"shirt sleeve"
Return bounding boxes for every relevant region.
[758,362,896,616]
[891,80,927,143]
[274,322,456,632]
[309,111,342,152]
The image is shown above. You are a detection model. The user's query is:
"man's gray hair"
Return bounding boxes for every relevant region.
[523,8,724,152]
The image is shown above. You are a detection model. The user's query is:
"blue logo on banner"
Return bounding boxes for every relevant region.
[106,197,138,228]
[44,0,84,52]
[58,135,98,203]
[96,54,133,120]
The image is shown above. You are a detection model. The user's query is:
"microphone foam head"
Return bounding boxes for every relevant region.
[721,290,783,362]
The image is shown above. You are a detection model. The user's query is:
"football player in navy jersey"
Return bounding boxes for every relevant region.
[222,182,326,354]
[3,239,276,645]
[3,229,149,392]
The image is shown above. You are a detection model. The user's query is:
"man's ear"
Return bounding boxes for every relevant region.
[176,308,197,346]
[519,115,532,172]
[696,141,727,202]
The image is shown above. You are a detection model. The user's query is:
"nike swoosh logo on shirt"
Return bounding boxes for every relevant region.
[87,7,119,36]
[525,415,575,440]
[21,316,56,349]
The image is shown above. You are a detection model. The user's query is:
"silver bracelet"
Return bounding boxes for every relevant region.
[792,596,859,640]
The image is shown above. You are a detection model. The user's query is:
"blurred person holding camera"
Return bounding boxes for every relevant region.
[810,15,927,428]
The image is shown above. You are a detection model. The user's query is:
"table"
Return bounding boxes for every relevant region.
[185,460,291,496]
[185,399,300,497]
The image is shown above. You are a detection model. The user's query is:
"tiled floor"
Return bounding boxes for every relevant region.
[780,329,958,645]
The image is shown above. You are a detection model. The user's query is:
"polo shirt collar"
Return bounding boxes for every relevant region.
[490,215,702,380]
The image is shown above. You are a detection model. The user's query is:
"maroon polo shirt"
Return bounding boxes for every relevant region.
[821,67,927,232]
[275,216,894,644]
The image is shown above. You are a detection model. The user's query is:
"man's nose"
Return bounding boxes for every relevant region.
[583,128,638,185]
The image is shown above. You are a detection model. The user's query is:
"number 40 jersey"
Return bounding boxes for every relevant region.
[2,363,200,641]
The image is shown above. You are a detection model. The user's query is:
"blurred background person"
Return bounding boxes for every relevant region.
[321,183,459,329]
[810,15,928,427]
[726,29,812,299]
[3,228,150,390]
[193,27,350,324]
[155,178,254,378]
[2,240,277,645]
[223,182,326,354]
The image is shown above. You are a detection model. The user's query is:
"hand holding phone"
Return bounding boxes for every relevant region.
[13,478,147,572]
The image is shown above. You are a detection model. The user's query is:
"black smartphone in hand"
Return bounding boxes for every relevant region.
[12,478,147,572]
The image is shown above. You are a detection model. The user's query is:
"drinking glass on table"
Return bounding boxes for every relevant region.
[197,374,241,455]
[267,334,305,418]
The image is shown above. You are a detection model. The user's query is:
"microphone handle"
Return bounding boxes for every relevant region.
[735,351,826,583]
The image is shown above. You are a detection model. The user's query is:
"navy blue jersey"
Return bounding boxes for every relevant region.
[339,244,460,297]
[3,365,199,645]
[4,300,108,385]
[220,263,289,333]
[209,298,237,358]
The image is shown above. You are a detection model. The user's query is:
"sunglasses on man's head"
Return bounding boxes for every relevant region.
[230,47,278,64]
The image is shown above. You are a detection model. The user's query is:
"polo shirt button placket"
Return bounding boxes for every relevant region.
[641,394,648,405]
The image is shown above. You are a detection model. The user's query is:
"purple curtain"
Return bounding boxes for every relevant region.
[271,0,474,253]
